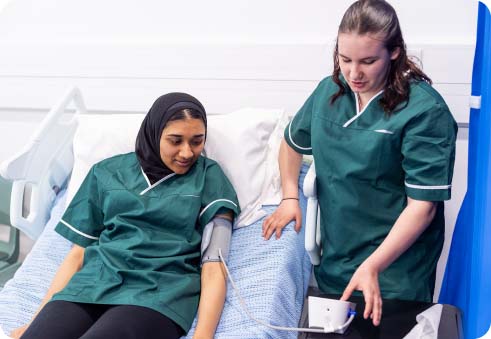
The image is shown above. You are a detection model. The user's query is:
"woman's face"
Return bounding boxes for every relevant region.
[338,32,399,101]
[159,118,205,174]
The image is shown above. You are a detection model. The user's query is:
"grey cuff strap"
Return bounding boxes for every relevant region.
[201,217,232,264]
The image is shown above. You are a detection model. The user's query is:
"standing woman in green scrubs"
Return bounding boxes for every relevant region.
[262,0,457,326]
[12,93,240,339]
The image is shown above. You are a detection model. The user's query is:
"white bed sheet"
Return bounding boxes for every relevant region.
[0,165,311,339]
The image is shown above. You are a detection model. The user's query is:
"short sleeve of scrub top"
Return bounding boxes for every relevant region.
[55,166,104,248]
[199,162,240,227]
[402,104,457,201]
[284,83,324,155]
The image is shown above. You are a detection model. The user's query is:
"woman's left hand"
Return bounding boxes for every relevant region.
[340,262,382,326]
[10,324,29,338]
[192,333,213,339]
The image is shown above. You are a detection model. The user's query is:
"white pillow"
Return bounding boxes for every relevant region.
[204,108,288,226]
[66,108,287,228]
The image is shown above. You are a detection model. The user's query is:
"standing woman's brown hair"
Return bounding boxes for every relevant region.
[331,0,432,114]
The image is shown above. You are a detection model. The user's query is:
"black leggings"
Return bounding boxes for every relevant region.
[21,300,184,339]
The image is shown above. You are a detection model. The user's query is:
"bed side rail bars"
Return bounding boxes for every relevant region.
[303,161,321,265]
[0,87,85,239]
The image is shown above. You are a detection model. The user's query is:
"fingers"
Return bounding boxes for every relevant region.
[261,215,272,233]
[362,288,382,326]
[263,217,294,240]
[261,210,286,240]
[294,213,302,233]
[342,263,383,327]
[10,328,19,338]
[262,215,278,240]
[263,221,282,240]
[363,290,373,320]
[262,215,279,239]
[340,283,355,301]
[262,203,302,240]
[275,227,282,239]
[10,326,26,339]
[372,294,382,326]
[342,281,382,326]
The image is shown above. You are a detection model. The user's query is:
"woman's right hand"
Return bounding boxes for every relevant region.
[262,199,302,240]
[10,324,29,338]
[341,261,382,326]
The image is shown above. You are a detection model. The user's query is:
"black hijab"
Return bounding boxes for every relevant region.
[135,93,207,184]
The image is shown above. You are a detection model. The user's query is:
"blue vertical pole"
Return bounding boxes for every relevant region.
[439,2,491,338]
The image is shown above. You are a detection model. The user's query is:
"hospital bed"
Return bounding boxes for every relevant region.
[0,88,312,338]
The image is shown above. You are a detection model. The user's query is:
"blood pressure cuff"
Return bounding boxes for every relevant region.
[201,217,232,264]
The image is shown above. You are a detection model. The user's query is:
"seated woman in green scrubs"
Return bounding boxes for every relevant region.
[262,0,457,327]
[12,93,240,339]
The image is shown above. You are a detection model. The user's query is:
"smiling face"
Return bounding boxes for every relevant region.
[159,117,205,174]
[338,32,400,103]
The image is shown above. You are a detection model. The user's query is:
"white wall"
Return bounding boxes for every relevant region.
[0,0,478,301]
[0,0,12,12]
[0,0,478,44]
[0,0,477,121]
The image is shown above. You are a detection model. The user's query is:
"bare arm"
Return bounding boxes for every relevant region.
[193,212,232,339]
[341,198,437,326]
[10,244,85,338]
[39,244,85,308]
[192,262,227,339]
[278,138,303,201]
[262,139,303,240]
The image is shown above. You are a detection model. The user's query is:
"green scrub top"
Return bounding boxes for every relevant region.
[285,76,457,302]
[53,152,240,332]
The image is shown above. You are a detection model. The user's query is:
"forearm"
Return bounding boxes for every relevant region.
[193,262,227,339]
[363,199,437,273]
[34,244,85,318]
[279,139,303,198]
